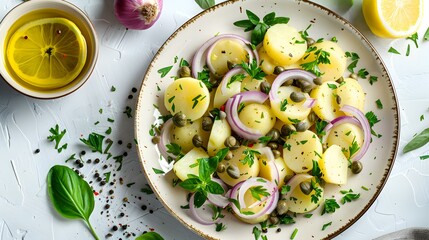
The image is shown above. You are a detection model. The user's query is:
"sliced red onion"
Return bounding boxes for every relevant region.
[283,173,313,200]
[189,193,221,225]
[322,115,361,143]
[114,0,163,30]
[191,34,259,79]
[269,69,316,104]
[206,36,257,76]
[340,105,371,161]
[257,147,280,185]
[302,97,316,108]
[155,118,175,173]
[229,177,278,219]
[207,178,230,208]
[220,67,246,95]
[225,91,268,140]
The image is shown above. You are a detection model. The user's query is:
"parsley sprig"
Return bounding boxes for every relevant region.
[300,46,331,77]
[239,59,266,80]
[233,10,289,46]
[241,149,260,167]
[179,148,229,207]
[80,132,105,153]
[47,124,68,153]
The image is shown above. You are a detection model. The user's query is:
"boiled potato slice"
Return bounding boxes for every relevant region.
[300,41,346,82]
[207,119,231,156]
[171,118,209,153]
[164,77,210,121]
[217,146,260,186]
[213,78,241,108]
[283,130,322,173]
[319,145,349,185]
[208,38,250,76]
[327,123,364,159]
[336,77,365,112]
[310,81,343,121]
[241,75,265,92]
[286,179,324,213]
[275,156,294,188]
[238,103,276,136]
[271,86,311,124]
[263,24,307,66]
[173,147,209,181]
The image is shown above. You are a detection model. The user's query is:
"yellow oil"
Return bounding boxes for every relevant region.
[3,8,96,92]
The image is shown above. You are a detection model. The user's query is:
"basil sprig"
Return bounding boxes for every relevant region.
[136,232,164,240]
[47,165,99,240]
[179,148,229,207]
[195,0,215,9]
[403,128,429,153]
[234,10,290,46]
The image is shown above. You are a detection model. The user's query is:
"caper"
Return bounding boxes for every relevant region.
[276,199,288,215]
[295,121,309,132]
[350,73,358,80]
[280,124,296,137]
[227,60,236,70]
[226,165,240,179]
[300,81,313,93]
[308,111,319,123]
[351,161,363,174]
[284,79,294,86]
[178,66,191,77]
[192,134,203,148]
[290,92,306,103]
[313,77,323,85]
[273,66,285,75]
[173,112,187,127]
[272,149,281,159]
[300,181,312,195]
[306,37,316,46]
[336,95,342,105]
[266,129,280,142]
[224,151,233,160]
[151,136,160,144]
[269,216,280,225]
[217,162,226,173]
[201,116,214,131]
[267,142,278,150]
[224,136,237,148]
[283,174,294,184]
[336,76,345,84]
[260,81,271,94]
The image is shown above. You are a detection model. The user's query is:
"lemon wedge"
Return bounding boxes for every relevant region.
[7,17,87,89]
[362,0,423,38]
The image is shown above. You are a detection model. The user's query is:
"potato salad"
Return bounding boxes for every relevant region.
[152,9,372,232]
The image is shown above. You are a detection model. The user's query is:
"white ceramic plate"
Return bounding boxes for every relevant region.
[135,0,399,239]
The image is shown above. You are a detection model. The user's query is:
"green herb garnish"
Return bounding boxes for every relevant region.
[135,232,164,240]
[241,149,260,167]
[322,222,332,231]
[47,124,68,153]
[388,47,401,54]
[322,199,340,215]
[233,10,289,46]
[340,189,360,204]
[194,0,215,9]
[369,75,378,85]
[403,128,429,153]
[80,132,104,153]
[239,59,266,80]
[376,99,383,109]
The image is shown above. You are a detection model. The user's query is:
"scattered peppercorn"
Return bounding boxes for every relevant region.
[80,150,86,155]
[131,87,137,93]
[86,159,92,164]
[126,143,132,149]
[128,95,133,99]
[119,212,125,217]
[276,228,281,233]
[149,210,153,214]
[105,204,110,209]
[78,163,84,168]
[122,225,128,230]
[118,140,123,145]
[112,225,118,231]
[34,149,40,154]
[109,189,114,195]
[100,181,106,186]
[123,152,128,157]
[94,158,100,163]
[96,177,102,182]
[141,205,147,211]
[105,233,113,238]
[103,164,108,169]
[94,172,100,178]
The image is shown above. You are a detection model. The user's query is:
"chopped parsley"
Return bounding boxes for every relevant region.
[158,65,173,78]
[322,199,340,215]
[376,99,383,109]
[369,75,378,85]
[47,124,68,153]
[300,47,331,77]
[340,189,360,204]
[388,47,401,55]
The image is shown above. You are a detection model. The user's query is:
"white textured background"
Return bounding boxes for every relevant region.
[0,0,428,239]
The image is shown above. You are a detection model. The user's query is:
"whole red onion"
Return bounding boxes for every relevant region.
[114,0,163,30]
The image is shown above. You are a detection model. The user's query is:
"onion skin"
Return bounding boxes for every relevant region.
[114,0,163,30]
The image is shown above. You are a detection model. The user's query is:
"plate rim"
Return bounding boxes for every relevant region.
[134,0,401,239]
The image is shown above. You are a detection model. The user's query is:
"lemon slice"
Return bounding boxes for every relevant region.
[7,17,87,89]
[362,0,423,38]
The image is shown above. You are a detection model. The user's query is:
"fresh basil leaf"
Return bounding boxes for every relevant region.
[198,158,212,182]
[47,165,99,240]
[267,17,290,25]
[179,177,201,191]
[403,128,429,153]
[206,181,225,195]
[251,23,268,46]
[195,0,215,9]
[136,232,164,240]
[194,190,208,208]
[246,10,260,25]
[262,12,275,23]
[233,19,255,31]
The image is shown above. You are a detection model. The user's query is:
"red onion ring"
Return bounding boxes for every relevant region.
[191,34,259,78]
[269,69,316,104]
[322,115,361,144]
[340,105,371,161]
[302,98,316,108]
[229,177,278,219]
[158,118,176,160]
[225,91,269,140]
[189,193,221,225]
